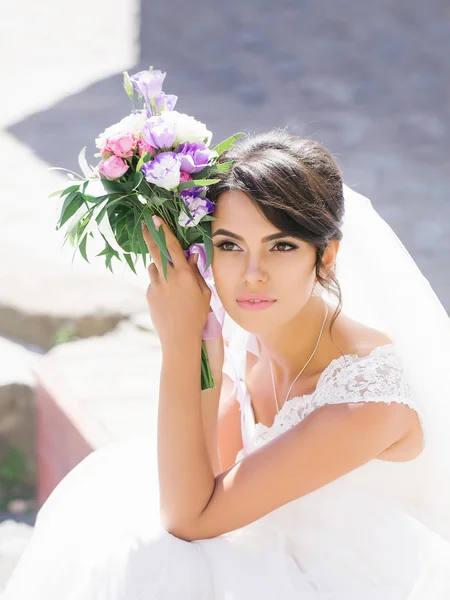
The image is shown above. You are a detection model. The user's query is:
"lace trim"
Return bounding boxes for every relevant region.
[235,343,426,461]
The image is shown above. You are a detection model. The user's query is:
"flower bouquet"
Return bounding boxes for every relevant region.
[52,66,243,390]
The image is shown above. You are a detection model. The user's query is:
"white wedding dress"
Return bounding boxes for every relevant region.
[2,322,450,599]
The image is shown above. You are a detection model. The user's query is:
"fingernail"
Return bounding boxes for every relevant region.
[152,215,161,226]
[194,253,199,264]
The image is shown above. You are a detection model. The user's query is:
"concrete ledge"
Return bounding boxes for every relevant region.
[0,257,148,351]
[33,321,162,506]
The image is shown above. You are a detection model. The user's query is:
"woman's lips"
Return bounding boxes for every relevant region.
[236,299,277,311]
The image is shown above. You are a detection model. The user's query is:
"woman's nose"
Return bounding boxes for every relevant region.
[244,257,268,284]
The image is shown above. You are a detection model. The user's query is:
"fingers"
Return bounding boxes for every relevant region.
[154,216,187,268]
[187,253,204,288]
[188,253,212,305]
[147,261,159,284]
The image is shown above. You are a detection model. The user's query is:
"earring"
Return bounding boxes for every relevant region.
[311,281,324,297]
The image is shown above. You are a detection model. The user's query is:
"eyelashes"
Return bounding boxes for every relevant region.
[214,241,299,253]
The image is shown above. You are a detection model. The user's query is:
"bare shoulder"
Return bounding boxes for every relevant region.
[331,308,394,358]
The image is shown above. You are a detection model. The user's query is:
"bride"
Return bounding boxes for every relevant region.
[2,130,450,599]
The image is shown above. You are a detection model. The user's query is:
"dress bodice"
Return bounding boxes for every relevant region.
[223,330,425,454]
[222,328,432,518]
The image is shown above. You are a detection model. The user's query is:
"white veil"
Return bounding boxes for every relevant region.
[221,183,450,538]
[337,184,450,536]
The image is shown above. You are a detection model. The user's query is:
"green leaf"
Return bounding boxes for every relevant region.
[95,246,110,257]
[59,192,84,227]
[100,171,143,195]
[70,218,91,264]
[49,184,81,199]
[140,249,148,269]
[192,161,233,180]
[214,160,235,173]
[133,209,150,259]
[158,224,169,282]
[202,221,213,271]
[137,181,170,207]
[104,246,121,274]
[175,224,189,246]
[94,202,109,226]
[78,231,89,263]
[59,188,78,211]
[127,213,140,254]
[115,215,128,241]
[138,192,168,208]
[136,151,152,173]
[105,252,114,272]
[213,132,245,157]
[143,212,171,262]
[49,188,66,199]
[124,253,137,274]
[78,147,93,178]
[190,166,214,180]
[177,178,220,191]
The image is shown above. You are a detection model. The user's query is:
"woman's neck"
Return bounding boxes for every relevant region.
[255,298,334,384]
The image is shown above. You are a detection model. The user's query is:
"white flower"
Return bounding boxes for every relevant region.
[160,110,213,146]
[141,152,181,191]
[95,111,148,150]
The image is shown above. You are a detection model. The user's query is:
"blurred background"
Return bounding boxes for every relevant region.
[0,0,449,588]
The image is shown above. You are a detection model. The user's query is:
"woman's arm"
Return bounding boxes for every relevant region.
[157,337,216,531]
[217,375,244,472]
[140,217,219,533]
[175,398,418,542]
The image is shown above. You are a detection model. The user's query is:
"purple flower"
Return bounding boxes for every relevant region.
[180,186,207,199]
[130,69,166,102]
[155,92,178,113]
[178,141,213,174]
[141,152,181,191]
[142,115,176,150]
[178,191,214,228]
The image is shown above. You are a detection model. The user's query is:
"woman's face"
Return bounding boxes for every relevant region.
[211,190,319,334]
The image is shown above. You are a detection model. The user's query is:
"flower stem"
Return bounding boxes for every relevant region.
[200,341,215,391]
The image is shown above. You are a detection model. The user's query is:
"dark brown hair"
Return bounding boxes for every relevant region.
[208,128,345,338]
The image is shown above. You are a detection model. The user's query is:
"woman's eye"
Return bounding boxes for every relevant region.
[271,242,298,252]
[214,241,240,251]
[214,241,298,252]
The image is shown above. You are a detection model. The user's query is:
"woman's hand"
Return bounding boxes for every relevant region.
[142,216,211,348]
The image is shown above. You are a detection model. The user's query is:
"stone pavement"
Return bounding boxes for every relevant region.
[138,0,449,307]
[1,0,449,592]
[10,1,448,302]
[0,0,148,352]
[0,0,143,589]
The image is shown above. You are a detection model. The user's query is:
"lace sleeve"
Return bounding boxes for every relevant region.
[314,345,427,446]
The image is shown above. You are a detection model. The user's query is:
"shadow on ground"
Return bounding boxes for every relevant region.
[7,0,450,304]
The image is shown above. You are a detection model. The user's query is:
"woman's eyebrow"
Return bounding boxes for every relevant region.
[212,229,291,242]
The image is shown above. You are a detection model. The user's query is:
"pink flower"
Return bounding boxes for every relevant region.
[179,172,193,183]
[137,138,155,157]
[104,133,137,158]
[98,156,129,180]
